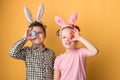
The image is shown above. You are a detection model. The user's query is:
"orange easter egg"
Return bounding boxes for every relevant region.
[68,32,73,40]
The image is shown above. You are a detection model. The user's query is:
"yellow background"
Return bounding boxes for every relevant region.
[0,0,120,80]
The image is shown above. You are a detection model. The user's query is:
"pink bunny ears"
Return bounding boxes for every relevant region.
[55,12,78,28]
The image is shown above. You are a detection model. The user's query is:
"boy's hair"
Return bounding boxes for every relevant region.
[28,21,46,35]
[56,25,80,36]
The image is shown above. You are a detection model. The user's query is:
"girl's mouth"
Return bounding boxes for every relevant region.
[65,42,71,46]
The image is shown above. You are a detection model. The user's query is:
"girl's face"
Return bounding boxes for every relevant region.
[61,28,76,49]
[30,26,45,46]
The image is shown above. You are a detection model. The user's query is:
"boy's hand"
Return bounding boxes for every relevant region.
[23,27,36,40]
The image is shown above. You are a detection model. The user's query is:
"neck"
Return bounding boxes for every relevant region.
[66,47,76,53]
[33,43,44,48]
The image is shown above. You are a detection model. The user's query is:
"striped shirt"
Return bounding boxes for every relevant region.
[9,37,55,80]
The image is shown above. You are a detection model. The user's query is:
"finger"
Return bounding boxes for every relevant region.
[23,28,29,37]
[28,36,36,40]
[26,27,32,33]
[74,28,79,32]
[71,28,78,34]
[72,29,76,33]
[27,27,33,36]
[68,38,77,42]
[29,27,33,31]
[71,29,77,36]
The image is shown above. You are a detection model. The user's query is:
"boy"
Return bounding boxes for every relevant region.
[9,4,55,80]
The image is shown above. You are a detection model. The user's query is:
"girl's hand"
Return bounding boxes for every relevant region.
[70,28,80,41]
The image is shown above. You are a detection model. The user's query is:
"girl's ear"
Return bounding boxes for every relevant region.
[69,12,78,24]
[36,3,44,22]
[55,16,66,27]
[24,6,34,22]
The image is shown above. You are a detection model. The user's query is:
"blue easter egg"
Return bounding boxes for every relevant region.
[31,30,37,36]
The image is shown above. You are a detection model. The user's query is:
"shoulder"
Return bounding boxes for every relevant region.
[54,53,64,65]
[55,53,64,62]
[23,46,30,50]
[77,48,87,52]
[45,48,56,56]
[54,53,64,70]
[46,48,55,53]
[22,46,31,51]
[76,48,88,57]
[23,46,30,49]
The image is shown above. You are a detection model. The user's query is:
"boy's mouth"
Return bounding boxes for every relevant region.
[32,37,40,41]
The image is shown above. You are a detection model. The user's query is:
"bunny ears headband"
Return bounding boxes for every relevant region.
[24,4,44,23]
[55,12,78,29]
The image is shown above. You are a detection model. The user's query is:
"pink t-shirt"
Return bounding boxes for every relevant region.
[54,48,87,80]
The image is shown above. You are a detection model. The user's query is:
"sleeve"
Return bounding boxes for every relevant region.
[54,56,60,70]
[79,48,88,58]
[49,50,56,70]
[51,51,56,66]
[9,37,28,61]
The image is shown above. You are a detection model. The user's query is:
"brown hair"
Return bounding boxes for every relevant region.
[28,21,46,35]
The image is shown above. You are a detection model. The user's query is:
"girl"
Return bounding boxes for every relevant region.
[54,12,98,80]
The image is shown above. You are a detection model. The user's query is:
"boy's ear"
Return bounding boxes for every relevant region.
[24,6,34,22]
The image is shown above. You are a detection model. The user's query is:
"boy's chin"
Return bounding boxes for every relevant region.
[33,42,43,45]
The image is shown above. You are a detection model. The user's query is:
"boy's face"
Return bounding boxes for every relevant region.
[61,28,76,49]
[30,26,45,46]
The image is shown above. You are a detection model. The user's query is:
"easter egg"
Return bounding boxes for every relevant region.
[31,30,37,36]
[68,32,73,40]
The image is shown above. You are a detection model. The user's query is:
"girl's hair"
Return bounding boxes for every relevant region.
[28,21,46,35]
[56,25,80,36]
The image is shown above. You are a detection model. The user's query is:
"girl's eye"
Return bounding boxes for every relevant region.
[62,36,66,39]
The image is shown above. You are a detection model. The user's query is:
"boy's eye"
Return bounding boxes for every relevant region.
[37,31,43,34]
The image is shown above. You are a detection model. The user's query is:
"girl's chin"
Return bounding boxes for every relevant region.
[64,46,72,49]
[64,44,75,49]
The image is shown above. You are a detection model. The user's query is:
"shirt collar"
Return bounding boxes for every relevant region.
[31,44,47,51]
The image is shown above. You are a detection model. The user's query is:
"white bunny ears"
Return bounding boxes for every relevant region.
[55,12,78,28]
[24,4,44,23]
